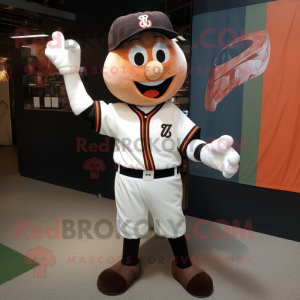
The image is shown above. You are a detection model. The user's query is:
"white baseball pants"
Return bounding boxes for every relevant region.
[114,171,186,239]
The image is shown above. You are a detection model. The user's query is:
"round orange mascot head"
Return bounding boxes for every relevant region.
[103,11,187,106]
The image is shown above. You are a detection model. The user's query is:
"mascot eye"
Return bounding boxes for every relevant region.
[129,46,148,66]
[152,43,170,63]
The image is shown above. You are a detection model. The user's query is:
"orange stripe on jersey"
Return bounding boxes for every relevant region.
[131,106,150,170]
[95,101,99,132]
[181,126,199,152]
[146,104,163,170]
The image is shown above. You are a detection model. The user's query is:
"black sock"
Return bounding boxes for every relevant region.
[168,235,192,269]
[121,238,140,266]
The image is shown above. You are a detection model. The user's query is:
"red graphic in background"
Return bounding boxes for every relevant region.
[83,157,106,179]
[24,56,58,87]
[24,246,56,277]
[205,30,270,112]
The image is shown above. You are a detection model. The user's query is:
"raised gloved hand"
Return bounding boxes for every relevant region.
[45,31,80,76]
[44,31,93,115]
[200,135,240,178]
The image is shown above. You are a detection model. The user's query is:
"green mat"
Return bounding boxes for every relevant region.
[0,243,38,285]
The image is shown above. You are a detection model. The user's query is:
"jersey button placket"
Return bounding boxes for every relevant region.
[143,113,152,170]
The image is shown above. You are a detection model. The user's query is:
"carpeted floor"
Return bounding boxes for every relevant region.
[0,146,300,300]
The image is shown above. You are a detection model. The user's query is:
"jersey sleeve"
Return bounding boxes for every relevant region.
[79,103,96,127]
[94,100,118,138]
[175,106,201,153]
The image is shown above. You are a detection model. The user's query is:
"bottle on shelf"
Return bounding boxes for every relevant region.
[38,87,45,109]
[44,84,52,109]
[51,84,60,110]
[33,87,44,109]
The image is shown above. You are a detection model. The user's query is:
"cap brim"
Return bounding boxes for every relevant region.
[110,27,178,51]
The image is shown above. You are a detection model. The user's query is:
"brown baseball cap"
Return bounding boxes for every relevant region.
[108,11,178,51]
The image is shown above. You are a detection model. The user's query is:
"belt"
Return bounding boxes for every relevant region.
[118,165,179,180]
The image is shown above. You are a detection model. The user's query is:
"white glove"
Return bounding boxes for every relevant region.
[200,135,240,178]
[45,31,80,76]
[44,31,93,115]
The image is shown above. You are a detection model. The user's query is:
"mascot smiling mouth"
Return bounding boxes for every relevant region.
[134,76,173,98]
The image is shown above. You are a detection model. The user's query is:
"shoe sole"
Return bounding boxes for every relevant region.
[187,287,214,298]
[99,290,127,296]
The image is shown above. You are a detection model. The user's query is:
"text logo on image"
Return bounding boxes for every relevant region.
[161,124,172,138]
[24,246,56,277]
[138,15,152,29]
[83,157,106,179]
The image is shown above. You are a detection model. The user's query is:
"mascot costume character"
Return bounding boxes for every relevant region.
[46,11,240,298]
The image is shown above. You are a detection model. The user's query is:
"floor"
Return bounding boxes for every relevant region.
[0,146,300,300]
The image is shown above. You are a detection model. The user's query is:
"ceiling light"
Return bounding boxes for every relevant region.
[10,34,49,39]
[177,36,186,41]
[8,31,49,39]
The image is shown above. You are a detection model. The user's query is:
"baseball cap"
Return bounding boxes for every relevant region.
[108,11,178,51]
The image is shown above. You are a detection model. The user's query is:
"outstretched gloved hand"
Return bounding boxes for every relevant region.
[200,135,240,178]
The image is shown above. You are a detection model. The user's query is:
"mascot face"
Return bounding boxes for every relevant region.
[103,31,187,106]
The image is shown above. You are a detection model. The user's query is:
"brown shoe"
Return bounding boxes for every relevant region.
[97,260,141,295]
[172,263,213,298]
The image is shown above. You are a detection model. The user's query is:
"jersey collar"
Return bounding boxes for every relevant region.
[129,102,165,116]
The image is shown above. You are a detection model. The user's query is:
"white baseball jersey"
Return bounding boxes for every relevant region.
[94,101,200,170]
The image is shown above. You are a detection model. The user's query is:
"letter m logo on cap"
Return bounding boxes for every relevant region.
[138,15,152,28]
